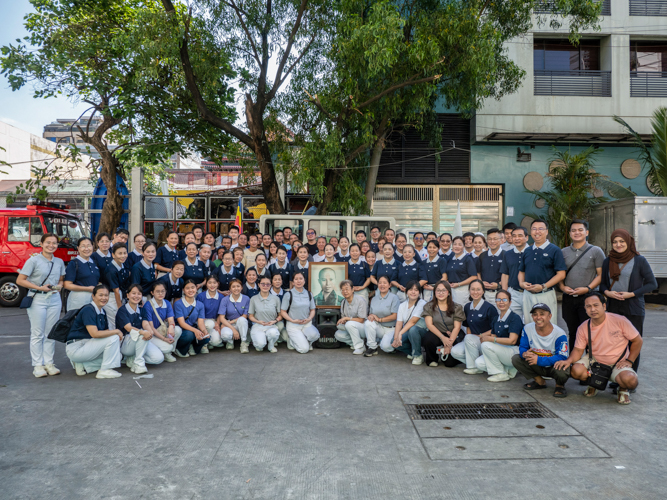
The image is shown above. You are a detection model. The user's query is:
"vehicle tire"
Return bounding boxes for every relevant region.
[0,275,27,307]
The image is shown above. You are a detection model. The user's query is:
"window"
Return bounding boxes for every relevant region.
[7,217,30,243]
[266,219,303,240]
[43,215,86,245]
[308,220,346,241]
[144,222,173,247]
[176,197,205,220]
[534,39,600,71]
[30,218,44,246]
[631,42,667,72]
[352,221,393,238]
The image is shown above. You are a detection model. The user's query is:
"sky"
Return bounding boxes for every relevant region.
[0,0,89,136]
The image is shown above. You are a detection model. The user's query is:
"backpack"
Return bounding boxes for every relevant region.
[48,307,83,343]
[285,289,312,314]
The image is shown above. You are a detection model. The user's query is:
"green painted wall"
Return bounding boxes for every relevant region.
[469,144,652,227]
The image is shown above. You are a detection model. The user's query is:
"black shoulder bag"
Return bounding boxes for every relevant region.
[566,245,593,276]
[20,260,54,309]
[587,319,627,391]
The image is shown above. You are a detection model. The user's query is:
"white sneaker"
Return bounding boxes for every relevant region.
[164,353,176,363]
[309,344,313,351]
[207,344,215,350]
[407,355,414,360]
[428,361,438,367]
[44,363,60,376]
[132,364,148,374]
[287,339,295,350]
[463,368,484,375]
[350,345,355,350]
[412,355,424,365]
[200,345,210,354]
[174,349,189,358]
[33,365,47,378]
[353,348,365,355]
[240,342,249,354]
[96,369,122,379]
[188,345,196,356]
[125,356,135,370]
[487,373,511,382]
[226,342,234,350]
[74,363,87,376]
[269,346,278,353]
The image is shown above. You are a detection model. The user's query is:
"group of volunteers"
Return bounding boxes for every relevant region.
[18,219,654,404]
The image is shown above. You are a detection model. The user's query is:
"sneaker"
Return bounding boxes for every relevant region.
[164,353,176,363]
[33,365,47,378]
[200,345,210,354]
[96,369,122,379]
[207,344,215,350]
[407,355,414,360]
[188,345,196,356]
[287,339,295,350]
[363,347,378,357]
[240,342,249,354]
[226,342,234,350]
[463,368,484,375]
[255,346,264,352]
[353,348,365,355]
[125,356,135,370]
[44,364,60,376]
[309,344,313,351]
[132,364,148,374]
[428,362,438,367]
[269,346,278,353]
[487,373,511,382]
[74,363,87,376]
[411,355,424,365]
[174,349,189,358]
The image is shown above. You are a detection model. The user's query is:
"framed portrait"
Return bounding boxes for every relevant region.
[309,262,348,309]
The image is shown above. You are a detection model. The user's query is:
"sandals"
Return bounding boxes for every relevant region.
[524,380,547,390]
[553,386,567,398]
[583,387,598,398]
[617,390,631,405]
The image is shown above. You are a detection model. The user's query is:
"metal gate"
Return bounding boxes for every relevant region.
[372,184,503,233]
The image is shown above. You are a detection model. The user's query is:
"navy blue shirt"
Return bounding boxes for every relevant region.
[519,242,567,287]
[65,257,101,287]
[115,303,148,336]
[155,245,179,270]
[335,252,352,263]
[196,290,223,319]
[445,255,477,283]
[463,300,499,335]
[372,258,399,283]
[67,303,108,341]
[369,242,380,253]
[419,255,448,285]
[183,258,206,286]
[157,273,184,302]
[347,259,370,287]
[269,261,293,290]
[477,249,505,288]
[500,247,526,290]
[214,265,239,292]
[394,251,422,265]
[104,261,131,297]
[125,249,144,269]
[242,283,260,299]
[91,250,113,276]
[397,260,421,288]
[130,260,157,295]
[492,311,523,345]
[202,260,217,279]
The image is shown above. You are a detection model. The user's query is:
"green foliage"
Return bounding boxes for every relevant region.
[524,147,634,246]
[614,108,667,196]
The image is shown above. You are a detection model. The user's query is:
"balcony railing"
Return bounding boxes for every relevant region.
[630,0,667,16]
[535,0,611,16]
[534,70,612,97]
[630,71,667,97]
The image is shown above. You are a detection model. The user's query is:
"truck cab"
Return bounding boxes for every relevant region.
[0,202,89,307]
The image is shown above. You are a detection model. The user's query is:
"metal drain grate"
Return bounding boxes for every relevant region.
[405,402,557,420]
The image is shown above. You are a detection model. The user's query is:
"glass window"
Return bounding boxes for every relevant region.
[145,196,174,220]
[352,220,392,238]
[534,39,600,71]
[42,215,86,246]
[631,42,667,72]
[176,197,206,220]
[266,219,303,240]
[7,217,30,242]
[30,218,44,246]
[209,197,238,220]
[144,222,173,247]
[242,198,269,220]
[308,220,346,241]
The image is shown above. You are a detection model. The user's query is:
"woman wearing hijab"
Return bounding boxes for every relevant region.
[600,229,656,372]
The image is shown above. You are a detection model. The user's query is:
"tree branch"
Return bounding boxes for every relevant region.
[268,30,318,102]
[228,0,261,66]
[355,73,443,111]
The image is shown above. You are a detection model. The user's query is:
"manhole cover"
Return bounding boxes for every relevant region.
[405,402,557,420]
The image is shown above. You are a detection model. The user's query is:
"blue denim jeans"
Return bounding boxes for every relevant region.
[397,325,426,357]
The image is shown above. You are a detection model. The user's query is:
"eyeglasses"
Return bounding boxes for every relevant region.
[414,236,423,240]
[260,283,271,286]
[306,231,315,235]
[435,289,448,294]
[495,298,509,303]
[532,228,547,232]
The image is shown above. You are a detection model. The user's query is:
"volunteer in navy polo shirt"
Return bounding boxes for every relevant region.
[518,219,566,325]
[394,233,422,264]
[371,243,399,291]
[476,228,505,306]
[500,226,529,321]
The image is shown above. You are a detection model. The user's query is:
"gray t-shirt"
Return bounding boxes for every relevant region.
[281,288,316,320]
[369,291,400,327]
[611,257,635,293]
[249,294,282,323]
[562,243,605,289]
[341,294,368,320]
[20,253,66,296]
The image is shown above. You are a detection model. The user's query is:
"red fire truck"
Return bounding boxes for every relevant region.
[0,201,89,307]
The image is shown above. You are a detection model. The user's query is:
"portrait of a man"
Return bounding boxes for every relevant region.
[310,263,347,308]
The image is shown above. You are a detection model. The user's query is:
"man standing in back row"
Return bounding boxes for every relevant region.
[518,219,567,325]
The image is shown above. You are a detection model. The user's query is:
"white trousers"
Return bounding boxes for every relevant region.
[363,320,395,351]
[508,288,524,322]
[150,329,182,354]
[354,288,369,300]
[476,342,520,376]
[451,334,482,369]
[26,293,61,367]
[285,321,319,353]
[250,323,281,350]
[67,290,92,312]
[103,294,120,330]
[451,284,470,307]
[120,334,164,368]
[485,289,499,312]
[422,289,433,302]
[522,289,558,325]
[396,291,408,303]
[335,321,366,350]
[220,317,249,343]
[204,319,223,347]
[66,335,121,373]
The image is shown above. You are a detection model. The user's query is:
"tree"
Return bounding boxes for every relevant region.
[1,0,236,233]
[614,108,667,196]
[282,0,605,214]
[524,147,634,246]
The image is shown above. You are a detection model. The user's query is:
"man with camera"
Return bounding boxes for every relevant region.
[555,292,642,405]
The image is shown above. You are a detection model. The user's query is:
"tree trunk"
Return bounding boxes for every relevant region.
[364,129,388,212]
[97,154,125,235]
[316,168,338,215]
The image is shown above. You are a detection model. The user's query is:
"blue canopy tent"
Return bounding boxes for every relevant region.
[90,174,129,236]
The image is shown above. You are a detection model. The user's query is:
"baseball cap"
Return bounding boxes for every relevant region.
[530,303,551,314]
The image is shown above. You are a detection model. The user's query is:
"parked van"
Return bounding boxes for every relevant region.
[259,215,396,242]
